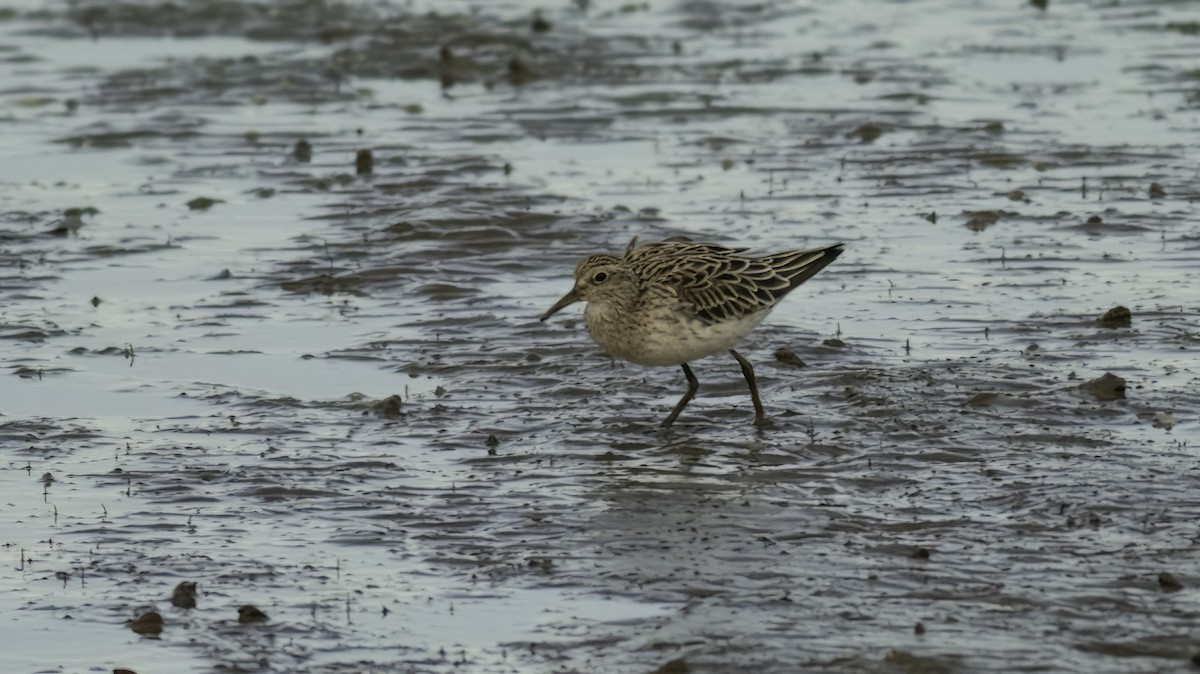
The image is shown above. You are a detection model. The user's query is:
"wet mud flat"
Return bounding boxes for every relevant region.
[1,1,1199,673]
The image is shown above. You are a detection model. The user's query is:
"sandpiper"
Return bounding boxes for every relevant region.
[540,238,844,426]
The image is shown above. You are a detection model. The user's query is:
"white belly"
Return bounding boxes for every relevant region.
[585,304,767,366]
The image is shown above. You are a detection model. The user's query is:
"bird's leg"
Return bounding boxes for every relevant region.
[729,349,765,426]
[661,362,699,427]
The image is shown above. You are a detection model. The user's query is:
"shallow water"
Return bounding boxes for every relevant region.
[1,1,1198,673]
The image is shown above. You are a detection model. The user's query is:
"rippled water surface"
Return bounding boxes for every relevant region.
[1,1,1198,672]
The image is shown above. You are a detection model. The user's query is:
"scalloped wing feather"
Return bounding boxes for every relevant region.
[625,241,842,324]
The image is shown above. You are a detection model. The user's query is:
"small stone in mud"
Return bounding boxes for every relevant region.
[964,210,1001,231]
[923,211,937,224]
[356,149,374,175]
[1097,305,1131,328]
[114,669,139,674]
[238,605,269,624]
[822,338,845,348]
[1148,182,1166,199]
[773,348,806,368]
[1158,571,1182,592]
[649,658,690,674]
[914,622,926,635]
[1080,372,1126,401]
[910,547,931,560]
[129,610,163,636]
[186,197,222,211]
[373,395,403,419]
[1006,189,1026,202]
[848,123,884,143]
[1086,215,1103,226]
[293,139,312,162]
[90,296,101,307]
[171,581,198,609]
[64,206,98,218]
[508,57,533,84]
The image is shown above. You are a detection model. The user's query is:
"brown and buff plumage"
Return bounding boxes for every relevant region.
[541,238,843,426]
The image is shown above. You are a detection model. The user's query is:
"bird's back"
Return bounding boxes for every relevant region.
[624,240,843,324]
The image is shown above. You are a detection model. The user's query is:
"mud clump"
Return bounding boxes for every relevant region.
[238,605,269,624]
[356,148,374,175]
[847,123,885,143]
[773,348,806,368]
[129,610,163,636]
[171,581,198,608]
[186,197,223,211]
[1080,373,1126,401]
[293,139,312,162]
[373,394,403,419]
[1097,305,1131,328]
[1158,571,1182,592]
[962,209,1018,232]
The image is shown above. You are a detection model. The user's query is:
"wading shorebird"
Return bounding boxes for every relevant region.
[540,237,844,427]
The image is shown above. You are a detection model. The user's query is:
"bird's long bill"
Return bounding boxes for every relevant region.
[539,288,580,321]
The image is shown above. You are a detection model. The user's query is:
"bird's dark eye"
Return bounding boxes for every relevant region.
[591,271,609,284]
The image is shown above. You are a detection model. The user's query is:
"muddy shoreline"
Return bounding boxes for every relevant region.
[2,1,1198,673]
